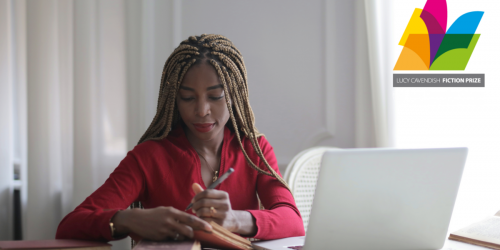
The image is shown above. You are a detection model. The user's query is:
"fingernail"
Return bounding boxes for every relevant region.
[205,225,212,232]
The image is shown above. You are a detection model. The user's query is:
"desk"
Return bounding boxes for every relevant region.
[252,236,491,250]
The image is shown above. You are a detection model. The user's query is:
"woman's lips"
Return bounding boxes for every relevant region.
[193,123,215,133]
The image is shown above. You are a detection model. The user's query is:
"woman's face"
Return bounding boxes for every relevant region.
[176,62,230,141]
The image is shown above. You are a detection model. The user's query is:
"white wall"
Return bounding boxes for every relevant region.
[132,0,370,173]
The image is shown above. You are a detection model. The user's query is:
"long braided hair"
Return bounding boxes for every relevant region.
[138,34,290,192]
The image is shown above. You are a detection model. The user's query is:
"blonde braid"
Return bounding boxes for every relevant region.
[218,61,250,133]
[209,60,270,175]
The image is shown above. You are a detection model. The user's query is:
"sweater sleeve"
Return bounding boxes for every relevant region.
[246,137,306,240]
[55,151,145,241]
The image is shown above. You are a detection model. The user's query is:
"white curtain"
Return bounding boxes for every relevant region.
[1,0,133,249]
[1,1,177,248]
[353,0,394,148]
[0,0,16,241]
[25,0,75,240]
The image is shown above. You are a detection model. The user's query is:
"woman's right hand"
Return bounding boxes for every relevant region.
[111,206,213,241]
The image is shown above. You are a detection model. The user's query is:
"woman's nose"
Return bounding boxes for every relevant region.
[195,99,210,117]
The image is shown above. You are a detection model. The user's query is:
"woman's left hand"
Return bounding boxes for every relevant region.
[190,183,240,232]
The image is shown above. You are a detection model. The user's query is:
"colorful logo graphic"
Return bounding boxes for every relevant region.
[394,0,483,70]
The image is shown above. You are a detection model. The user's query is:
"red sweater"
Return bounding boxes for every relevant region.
[56,125,305,241]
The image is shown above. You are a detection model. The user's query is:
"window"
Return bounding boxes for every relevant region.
[391,0,500,230]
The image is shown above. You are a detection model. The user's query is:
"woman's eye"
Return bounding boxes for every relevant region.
[210,96,224,101]
[180,97,194,101]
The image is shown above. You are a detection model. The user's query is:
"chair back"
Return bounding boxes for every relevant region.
[284,147,339,231]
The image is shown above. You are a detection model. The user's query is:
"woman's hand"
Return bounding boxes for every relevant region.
[191,183,256,236]
[191,183,240,232]
[112,206,212,241]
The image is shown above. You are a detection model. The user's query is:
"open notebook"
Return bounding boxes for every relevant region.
[134,240,200,250]
[449,210,500,249]
[134,221,253,250]
[193,221,253,250]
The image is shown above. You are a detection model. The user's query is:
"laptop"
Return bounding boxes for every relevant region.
[253,147,468,250]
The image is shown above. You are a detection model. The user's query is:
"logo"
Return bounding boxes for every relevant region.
[394,0,483,70]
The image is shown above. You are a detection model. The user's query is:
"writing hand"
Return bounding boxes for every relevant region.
[191,183,240,232]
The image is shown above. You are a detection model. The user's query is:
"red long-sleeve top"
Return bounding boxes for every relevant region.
[56,125,305,241]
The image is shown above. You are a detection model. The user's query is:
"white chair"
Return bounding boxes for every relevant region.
[284,147,340,232]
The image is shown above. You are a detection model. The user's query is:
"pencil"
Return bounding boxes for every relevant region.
[185,168,235,211]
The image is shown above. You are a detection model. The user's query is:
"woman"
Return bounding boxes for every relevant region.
[56,34,305,242]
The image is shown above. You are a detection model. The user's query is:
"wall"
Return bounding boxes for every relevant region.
[131,0,365,173]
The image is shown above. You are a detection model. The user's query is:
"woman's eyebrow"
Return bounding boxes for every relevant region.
[179,84,222,91]
[179,86,194,91]
[206,84,223,90]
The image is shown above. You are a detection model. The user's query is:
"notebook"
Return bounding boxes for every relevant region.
[193,221,253,250]
[133,240,200,250]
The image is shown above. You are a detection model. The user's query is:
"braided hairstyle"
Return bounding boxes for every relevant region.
[137,34,290,192]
